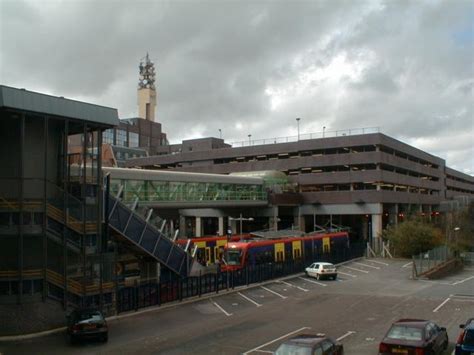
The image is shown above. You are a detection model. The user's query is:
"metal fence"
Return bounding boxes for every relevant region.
[412,245,454,277]
[116,242,366,313]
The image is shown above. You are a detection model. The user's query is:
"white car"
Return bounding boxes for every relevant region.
[305,262,338,280]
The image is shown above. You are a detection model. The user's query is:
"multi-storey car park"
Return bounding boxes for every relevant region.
[124,130,474,250]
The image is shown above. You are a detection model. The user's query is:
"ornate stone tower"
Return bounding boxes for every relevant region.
[137,53,157,121]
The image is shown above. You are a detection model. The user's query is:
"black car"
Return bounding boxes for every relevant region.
[66,309,108,343]
[275,334,344,355]
[379,319,448,355]
[455,317,474,355]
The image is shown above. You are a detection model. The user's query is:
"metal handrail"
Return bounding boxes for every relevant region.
[231,126,380,148]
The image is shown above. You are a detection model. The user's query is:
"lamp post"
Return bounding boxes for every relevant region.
[218,128,222,139]
[248,134,252,146]
[296,117,301,141]
[323,126,326,138]
[229,214,254,234]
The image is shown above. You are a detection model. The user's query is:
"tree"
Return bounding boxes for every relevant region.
[444,201,474,253]
[382,219,444,258]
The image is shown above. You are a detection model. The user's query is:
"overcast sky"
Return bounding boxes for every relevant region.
[1,0,473,174]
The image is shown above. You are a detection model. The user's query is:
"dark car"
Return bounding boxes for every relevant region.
[275,334,343,355]
[66,309,108,344]
[455,317,474,355]
[379,319,448,355]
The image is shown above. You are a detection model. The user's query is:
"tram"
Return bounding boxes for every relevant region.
[221,231,350,271]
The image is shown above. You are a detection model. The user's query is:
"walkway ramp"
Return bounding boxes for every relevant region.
[108,195,192,277]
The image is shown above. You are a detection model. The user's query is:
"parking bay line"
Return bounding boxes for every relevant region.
[261,286,287,299]
[298,277,327,287]
[243,327,311,355]
[353,262,380,269]
[365,259,389,266]
[338,271,357,278]
[452,276,474,285]
[212,300,233,316]
[279,280,309,292]
[238,292,262,307]
[433,296,451,313]
[342,266,369,274]
[336,331,356,341]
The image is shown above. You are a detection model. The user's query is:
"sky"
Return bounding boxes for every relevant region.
[1,0,473,175]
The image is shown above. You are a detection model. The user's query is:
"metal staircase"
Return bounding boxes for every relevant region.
[107,195,192,277]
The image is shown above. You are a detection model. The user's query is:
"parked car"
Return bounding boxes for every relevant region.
[455,317,474,355]
[275,334,343,355]
[66,308,108,344]
[379,319,448,355]
[305,262,338,280]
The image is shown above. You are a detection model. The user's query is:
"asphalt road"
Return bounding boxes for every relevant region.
[1,258,473,355]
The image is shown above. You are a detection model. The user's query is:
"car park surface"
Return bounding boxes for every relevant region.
[1,258,473,355]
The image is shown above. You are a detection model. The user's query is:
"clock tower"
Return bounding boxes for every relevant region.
[137,53,157,121]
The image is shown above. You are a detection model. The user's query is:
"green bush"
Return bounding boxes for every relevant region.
[382,219,444,258]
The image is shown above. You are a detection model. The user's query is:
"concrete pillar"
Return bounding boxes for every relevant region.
[269,206,279,231]
[371,214,383,253]
[293,215,305,232]
[218,217,224,236]
[195,217,202,237]
[228,217,237,235]
[179,215,186,238]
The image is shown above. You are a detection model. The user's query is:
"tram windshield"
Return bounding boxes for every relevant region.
[226,249,242,265]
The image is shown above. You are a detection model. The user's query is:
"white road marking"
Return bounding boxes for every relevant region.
[451,294,474,300]
[243,327,311,355]
[433,297,451,312]
[418,279,453,286]
[298,277,327,287]
[366,259,389,266]
[279,280,309,292]
[238,292,262,307]
[452,276,474,285]
[353,262,380,269]
[336,331,356,341]
[338,271,357,278]
[261,286,287,299]
[402,262,413,268]
[254,350,274,354]
[343,266,369,273]
[212,301,232,316]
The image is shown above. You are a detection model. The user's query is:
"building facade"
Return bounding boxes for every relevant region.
[125,132,474,249]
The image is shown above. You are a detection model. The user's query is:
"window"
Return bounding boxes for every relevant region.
[116,129,127,147]
[103,129,114,144]
[321,340,334,354]
[129,132,139,147]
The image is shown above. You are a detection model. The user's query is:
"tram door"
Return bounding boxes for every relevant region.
[274,243,285,262]
[215,239,226,262]
[323,237,330,253]
[292,240,302,259]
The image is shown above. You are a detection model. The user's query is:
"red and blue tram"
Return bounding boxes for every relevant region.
[222,231,350,271]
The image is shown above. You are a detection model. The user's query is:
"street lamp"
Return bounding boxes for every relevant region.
[296,117,301,141]
[323,126,326,138]
[248,134,252,146]
[218,128,222,139]
[229,214,254,234]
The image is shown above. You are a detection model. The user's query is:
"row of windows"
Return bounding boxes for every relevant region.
[102,129,140,148]
[446,174,474,186]
[378,146,439,169]
[447,186,474,194]
[300,182,440,195]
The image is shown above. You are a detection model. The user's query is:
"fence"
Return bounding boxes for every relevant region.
[116,242,365,313]
[412,245,454,277]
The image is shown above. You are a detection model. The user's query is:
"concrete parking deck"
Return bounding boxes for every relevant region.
[1,258,473,355]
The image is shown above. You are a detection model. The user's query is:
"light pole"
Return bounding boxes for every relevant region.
[323,126,326,138]
[248,134,252,146]
[218,128,222,139]
[296,117,301,141]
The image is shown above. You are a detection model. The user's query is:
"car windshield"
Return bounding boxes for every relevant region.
[226,250,242,265]
[322,265,334,269]
[275,343,312,355]
[464,330,474,345]
[387,325,423,341]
